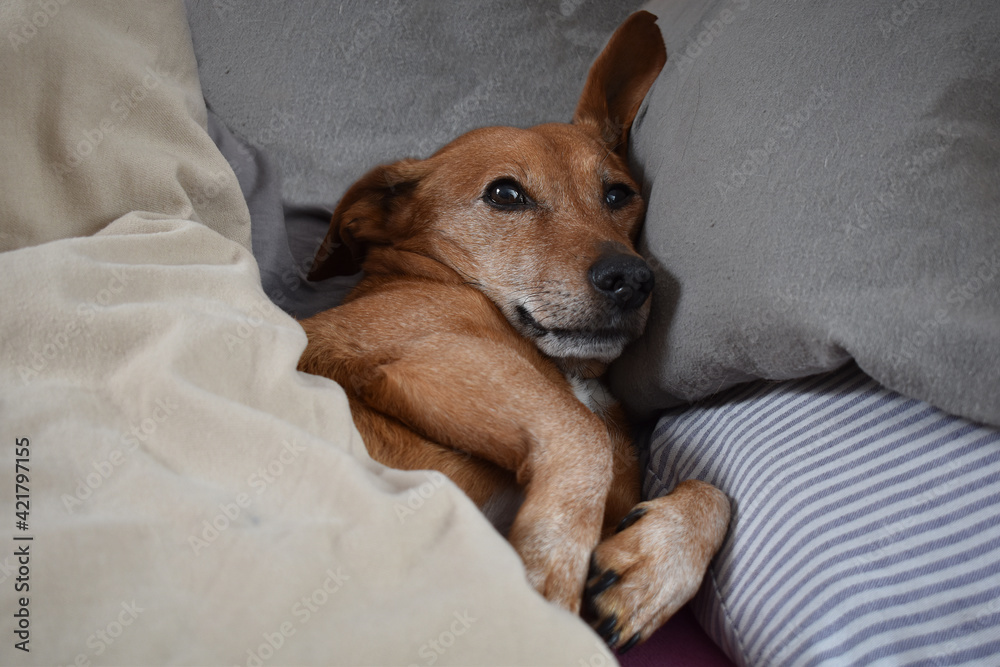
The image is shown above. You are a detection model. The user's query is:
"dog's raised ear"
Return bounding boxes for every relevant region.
[573,10,666,160]
[309,159,426,281]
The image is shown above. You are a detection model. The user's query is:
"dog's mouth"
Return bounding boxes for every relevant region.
[513,304,641,362]
[515,305,549,336]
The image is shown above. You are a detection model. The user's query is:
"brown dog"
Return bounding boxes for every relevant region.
[298,11,730,651]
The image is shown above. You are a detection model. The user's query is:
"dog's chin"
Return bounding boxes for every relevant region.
[511,305,644,363]
[534,331,630,363]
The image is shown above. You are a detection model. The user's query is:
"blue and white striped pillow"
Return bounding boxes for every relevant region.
[645,364,1000,666]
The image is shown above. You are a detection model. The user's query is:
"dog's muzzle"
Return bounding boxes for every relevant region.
[508,249,654,362]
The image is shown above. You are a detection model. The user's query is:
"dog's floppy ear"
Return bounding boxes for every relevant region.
[309,159,426,281]
[573,10,666,160]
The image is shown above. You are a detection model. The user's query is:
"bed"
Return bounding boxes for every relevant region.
[2,1,998,665]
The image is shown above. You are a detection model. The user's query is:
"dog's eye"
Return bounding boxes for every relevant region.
[484,179,529,209]
[604,184,634,210]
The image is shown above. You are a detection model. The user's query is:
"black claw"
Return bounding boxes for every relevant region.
[616,506,648,533]
[605,630,621,648]
[585,570,620,598]
[595,614,618,639]
[618,633,641,654]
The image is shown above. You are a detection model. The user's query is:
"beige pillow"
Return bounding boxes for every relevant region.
[0,0,247,251]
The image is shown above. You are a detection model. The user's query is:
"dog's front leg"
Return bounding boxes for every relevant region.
[351,333,613,612]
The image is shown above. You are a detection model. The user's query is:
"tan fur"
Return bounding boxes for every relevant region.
[298,11,730,649]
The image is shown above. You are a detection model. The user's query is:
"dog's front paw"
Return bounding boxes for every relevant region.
[584,480,730,651]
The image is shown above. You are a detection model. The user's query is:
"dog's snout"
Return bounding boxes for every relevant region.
[589,253,654,311]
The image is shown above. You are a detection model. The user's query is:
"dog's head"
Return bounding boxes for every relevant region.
[310,11,666,363]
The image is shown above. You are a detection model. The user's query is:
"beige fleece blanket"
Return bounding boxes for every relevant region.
[0,2,612,664]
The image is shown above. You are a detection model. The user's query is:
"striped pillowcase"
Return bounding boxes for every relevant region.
[645,363,1000,666]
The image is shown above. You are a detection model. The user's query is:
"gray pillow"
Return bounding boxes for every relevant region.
[611,0,1000,428]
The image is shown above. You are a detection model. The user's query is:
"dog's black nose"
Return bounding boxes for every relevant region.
[589,252,654,311]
